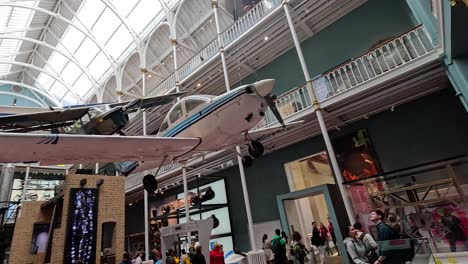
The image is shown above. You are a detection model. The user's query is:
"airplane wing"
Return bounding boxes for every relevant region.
[0,133,201,165]
[0,108,89,131]
[109,92,186,113]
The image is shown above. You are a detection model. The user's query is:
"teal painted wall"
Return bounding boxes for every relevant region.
[0,84,56,107]
[223,87,468,251]
[237,0,417,95]
[405,0,439,45]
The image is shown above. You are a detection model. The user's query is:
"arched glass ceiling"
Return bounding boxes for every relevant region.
[34,0,166,105]
[0,0,183,106]
[0,1,38,76]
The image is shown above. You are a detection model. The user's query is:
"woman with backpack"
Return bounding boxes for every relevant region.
[343,225,370,264]
[291,232,308,264]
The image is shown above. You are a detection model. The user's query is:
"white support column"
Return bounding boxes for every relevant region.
[95,163,99,174]
[212,0,231,91]
[282,1,355,223]
[142,68,150,261]
[182,164,191,243]
[236,146,256,250]
[172,39,181,95]
[0,163,15,225]
[20,166,30,203]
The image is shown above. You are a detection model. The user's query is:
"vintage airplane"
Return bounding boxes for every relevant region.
[0,79,296,175]
[0,92,184,135]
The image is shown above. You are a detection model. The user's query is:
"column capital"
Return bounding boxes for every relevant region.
[116,90,124,95]
[140,67,148,74]
[171,39,178,45]
[282,0,289,6]
[211,0,218,8]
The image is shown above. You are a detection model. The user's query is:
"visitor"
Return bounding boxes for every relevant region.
[343,225,370,264]
[319,222,332,255]
[119,252,132,264]
[191,246,206,264]
[135,253,143,264]
[209,243,224,264]
[180,249,190,264]
[291,231,308,264]
[262,234,274,264]
[188,241,196,260]
[281,231,291,263]
[440,208,468,252]
[166,249,176,264]
[311,222,326,264]
[328,216,337,254]
[354,222,378,262]
[272,229,287,264]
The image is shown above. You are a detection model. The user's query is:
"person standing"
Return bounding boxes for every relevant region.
[440,209,468,252]
[119,252,132,264]
[272,229,287,264]
[328,217,337,254]
[209,244,224,264]
[135,253,143,264]
[191,246,206,264]
[343,225,370,264]
[320,222,332,255]
[180,249,190,264]
[262,234,274,264]
[311,222,326,264]
[354,222,378,262]
[291,231,308,264]
[369,210,399,264]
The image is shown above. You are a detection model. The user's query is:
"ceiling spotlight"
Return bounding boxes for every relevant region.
[335,126,341,131]
[148,73,152,78]
[209,19,212,23]
[264,36,269,41]
[363,115,369,119]
[391,105,395,112]
[197,83,202,87]
[306,9,309,13]
[129,203,133,206]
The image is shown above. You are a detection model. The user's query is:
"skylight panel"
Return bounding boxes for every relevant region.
[111,0,139,17]
[61,62,82,85]
[91,8,121,45]
[127,0,162,34]
[75,0,106,30]
[35,72,55,90]
[61,91,79,106]
[47,52,69,73]
[60,27,86,54]
[74,38,99,66]
[49,81,68,99]
[72,74,93,97]
[88,51,111,80]
[105,25,133,60]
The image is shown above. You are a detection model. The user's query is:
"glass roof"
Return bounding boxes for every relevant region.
[0,0,171,106]
[0,1,38,76]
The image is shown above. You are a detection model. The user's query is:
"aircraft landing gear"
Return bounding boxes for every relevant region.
[242,155,253,168]
[248,140,264,158]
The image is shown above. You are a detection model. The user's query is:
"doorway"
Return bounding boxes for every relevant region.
[277,184,350,264]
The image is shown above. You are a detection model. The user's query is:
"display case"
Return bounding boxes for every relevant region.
[344,156,468,253]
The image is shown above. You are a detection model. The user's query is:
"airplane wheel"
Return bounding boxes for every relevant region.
[248,141,264,158]
[242,155,253,168]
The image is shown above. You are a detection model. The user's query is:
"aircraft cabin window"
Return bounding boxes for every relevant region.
[185,99,205,114]
[169,103,183,124]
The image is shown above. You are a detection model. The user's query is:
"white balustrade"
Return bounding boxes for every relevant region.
[257,26,435,128]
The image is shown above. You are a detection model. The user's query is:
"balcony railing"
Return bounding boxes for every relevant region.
[148,0,282,96]
[127,25,437,190]
[256,25,436,128]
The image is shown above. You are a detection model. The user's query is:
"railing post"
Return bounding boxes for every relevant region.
[282,0,355,224]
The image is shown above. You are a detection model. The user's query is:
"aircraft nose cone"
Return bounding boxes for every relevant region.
[254,79,276,97]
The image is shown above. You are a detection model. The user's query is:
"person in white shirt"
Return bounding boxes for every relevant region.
[135,253,143,264]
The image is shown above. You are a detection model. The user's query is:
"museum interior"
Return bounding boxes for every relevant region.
[0,0,468,263]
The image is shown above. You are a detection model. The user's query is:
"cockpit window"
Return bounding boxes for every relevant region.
[185,99,205,114]
[169,103,183,124]
[159,119,169,132]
